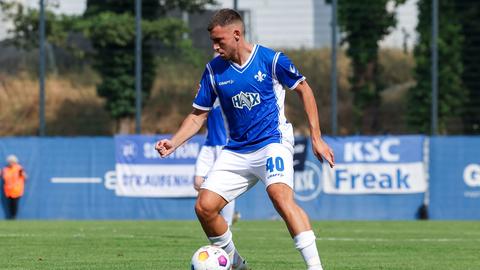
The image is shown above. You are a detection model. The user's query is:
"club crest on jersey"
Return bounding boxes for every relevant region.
[232,91,261,110]
[254,70,266,82]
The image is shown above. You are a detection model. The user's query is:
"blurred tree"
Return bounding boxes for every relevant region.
[1,0,214,133]
[328,0,406,134]
[82,0,214,133]
[455,1,480,134]
[407,0,466,134]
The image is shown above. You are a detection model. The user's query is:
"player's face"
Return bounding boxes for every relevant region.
[209,25,239,60]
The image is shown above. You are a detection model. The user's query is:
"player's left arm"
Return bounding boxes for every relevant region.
[293,80,335,168]
[156,108,209,158]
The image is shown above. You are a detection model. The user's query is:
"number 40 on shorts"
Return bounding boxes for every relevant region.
[266,156,284,172]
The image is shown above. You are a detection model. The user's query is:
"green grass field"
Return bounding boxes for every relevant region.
[0,220,479,269]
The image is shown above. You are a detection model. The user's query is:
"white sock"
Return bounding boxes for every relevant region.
[221,200,236,226]
[294,230,323,270]
[208,228,243,265]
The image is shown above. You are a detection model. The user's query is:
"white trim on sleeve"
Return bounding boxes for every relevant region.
[192,103,212,111]
[206,63,218,96]
[272,52,281,81]
[288,76,306,90]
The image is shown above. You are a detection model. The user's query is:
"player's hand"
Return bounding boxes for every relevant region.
[312,138,335,168]
[155,139,176,158]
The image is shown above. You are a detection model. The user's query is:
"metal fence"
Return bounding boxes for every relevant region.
[0,0,478,136]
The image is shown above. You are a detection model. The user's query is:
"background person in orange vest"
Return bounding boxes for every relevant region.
[1,155,27,219]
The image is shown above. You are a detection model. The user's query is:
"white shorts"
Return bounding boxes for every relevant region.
[194,145,224,177]
[201,143,294,202]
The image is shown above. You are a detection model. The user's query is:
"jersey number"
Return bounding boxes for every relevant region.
[266,157,284,173]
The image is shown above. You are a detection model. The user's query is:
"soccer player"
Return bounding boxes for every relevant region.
[156,8,334,270]
[194,100,237,227]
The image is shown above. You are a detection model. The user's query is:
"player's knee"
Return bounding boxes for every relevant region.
[195,199,217,220]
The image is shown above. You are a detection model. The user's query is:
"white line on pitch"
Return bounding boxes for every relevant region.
[317,237,480,242]
[50,177,102,184]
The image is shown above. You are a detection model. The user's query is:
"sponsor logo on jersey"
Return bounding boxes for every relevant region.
[254,70,266,82]
[218,79,234,86]
[232,91,261,110]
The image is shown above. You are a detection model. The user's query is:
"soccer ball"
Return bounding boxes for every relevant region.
[191,245,231,270]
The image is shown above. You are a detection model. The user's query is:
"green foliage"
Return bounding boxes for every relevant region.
[1,0,213,125]
[328,0,406,134]
[407,0,467,134]
[78,11,192,119]
[81,1,212,122]
[285,48,414,135]
[0,47,414,136]
[456,1,480,134]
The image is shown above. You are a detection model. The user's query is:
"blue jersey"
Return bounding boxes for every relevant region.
[204,102,227,146]
[193,45,305,153]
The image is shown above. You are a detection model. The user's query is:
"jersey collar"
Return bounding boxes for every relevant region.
[229,44,258,73]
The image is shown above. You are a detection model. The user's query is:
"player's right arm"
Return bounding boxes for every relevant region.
[274,52,334,167]
[155,108,209,158]
[294,80,334,168]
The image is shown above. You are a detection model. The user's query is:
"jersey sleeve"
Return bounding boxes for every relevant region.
[273,52,306,90]
[193,66,217,111]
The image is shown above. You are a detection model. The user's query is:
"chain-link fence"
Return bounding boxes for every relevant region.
[0,0,478,136]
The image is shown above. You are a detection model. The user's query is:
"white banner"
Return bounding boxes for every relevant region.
[115,164,198,197]
[323,163,427,194]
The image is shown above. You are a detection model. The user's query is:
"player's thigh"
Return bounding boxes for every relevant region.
[195,146,216,177]
[202,150,258,202]
[266,182,295,207]
[252,143,294,189]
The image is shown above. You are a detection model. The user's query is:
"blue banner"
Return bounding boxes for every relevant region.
[332,136,424,163]
[429,137,480,220]
[115,135,204,197]
[0,137,198,220]
[0,135,431,220]
[321,136,427,194]
[116,135,202,165]
[291,136,427,220]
